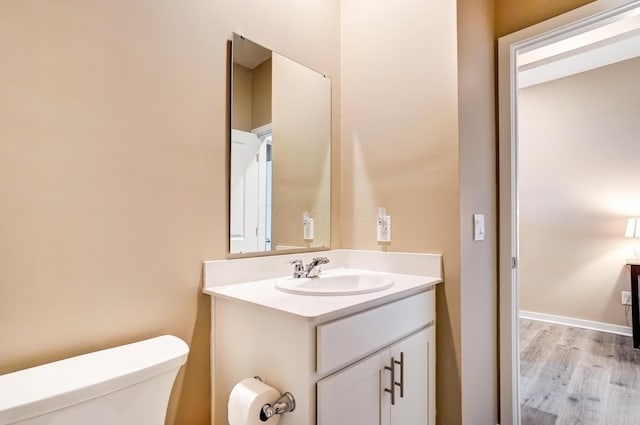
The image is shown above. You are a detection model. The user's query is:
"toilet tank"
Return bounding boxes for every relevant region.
[0,335,189,425]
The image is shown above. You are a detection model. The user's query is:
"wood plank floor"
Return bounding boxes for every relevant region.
[520,319,640,425]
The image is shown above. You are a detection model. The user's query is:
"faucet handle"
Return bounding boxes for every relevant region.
[312,256,330,265]
[289,259,304,278]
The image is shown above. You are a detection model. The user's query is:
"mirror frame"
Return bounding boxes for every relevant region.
[226,34,332,259]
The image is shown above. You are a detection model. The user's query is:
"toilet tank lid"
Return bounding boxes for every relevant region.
[0,335,189,424]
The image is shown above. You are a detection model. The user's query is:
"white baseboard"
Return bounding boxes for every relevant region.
[519,310,632,337]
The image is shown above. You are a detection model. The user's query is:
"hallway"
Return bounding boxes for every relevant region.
[520,319,640,425]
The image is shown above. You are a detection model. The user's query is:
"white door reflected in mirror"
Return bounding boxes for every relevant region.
[230,129,262,253]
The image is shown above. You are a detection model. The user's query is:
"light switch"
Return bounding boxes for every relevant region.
[473,214,485,241]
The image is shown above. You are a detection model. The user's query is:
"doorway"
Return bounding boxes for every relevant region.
[498,1,640,424]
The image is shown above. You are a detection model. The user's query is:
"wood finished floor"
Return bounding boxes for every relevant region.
[520,319,640,425]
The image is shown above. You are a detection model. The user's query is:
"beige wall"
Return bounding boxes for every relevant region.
[252,58,272,130]
[495,0,595,37]
[272,53,331,249]
[1,1,609,424]
[232,59,271,132]
[458,0,498,423]
[232,63,253,131]
[0,1,340,425]
[519,57,640,327]
[340,0,462,423]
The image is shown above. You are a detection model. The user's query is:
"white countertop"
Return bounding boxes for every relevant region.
[204,269,441,322]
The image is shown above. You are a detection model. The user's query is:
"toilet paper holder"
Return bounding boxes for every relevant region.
[254,377,296,421]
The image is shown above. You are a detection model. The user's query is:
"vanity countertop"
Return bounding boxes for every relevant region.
[203,270,441,322]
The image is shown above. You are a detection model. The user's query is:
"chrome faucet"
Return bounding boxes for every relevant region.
[289,257,330,278]
[288,259,305,278]
[304,257,330,278]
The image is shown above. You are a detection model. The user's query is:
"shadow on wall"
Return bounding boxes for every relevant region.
[435,273,462,423]
[169,291,212,425]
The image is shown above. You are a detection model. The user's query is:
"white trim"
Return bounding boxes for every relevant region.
[518,30,640,88]
[520,310,632,337]
[252,123,272,138]
[498,24,522,425]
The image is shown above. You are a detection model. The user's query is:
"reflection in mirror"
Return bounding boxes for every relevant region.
[229,34,331,255]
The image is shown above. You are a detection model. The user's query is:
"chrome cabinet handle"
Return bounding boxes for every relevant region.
[395,352,404,398]
[384,357,396,405]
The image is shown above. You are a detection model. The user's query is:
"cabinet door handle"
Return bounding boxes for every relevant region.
[394,352,404,398]
[384,357,396,405]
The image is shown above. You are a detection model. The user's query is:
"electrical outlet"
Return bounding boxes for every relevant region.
[377,215,391,242]
[376,207,391,243]
[622,291,633,306]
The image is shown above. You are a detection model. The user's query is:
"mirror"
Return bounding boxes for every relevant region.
[229,34,331,255]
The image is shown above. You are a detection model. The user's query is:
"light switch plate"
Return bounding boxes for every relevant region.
[473,214,485,241]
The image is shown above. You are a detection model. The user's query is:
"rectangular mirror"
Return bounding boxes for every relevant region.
[229,34,331,255]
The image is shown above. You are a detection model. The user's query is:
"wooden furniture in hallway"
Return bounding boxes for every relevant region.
[627,260,640,348]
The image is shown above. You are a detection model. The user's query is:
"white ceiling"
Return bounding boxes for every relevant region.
[517,7,640,89]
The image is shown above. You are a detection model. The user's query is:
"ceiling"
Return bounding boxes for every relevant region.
[233,35,272,70]
[517,7,640,88]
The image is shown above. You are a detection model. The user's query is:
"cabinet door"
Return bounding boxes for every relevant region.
[317,350,391,425]
[390,327,435,425]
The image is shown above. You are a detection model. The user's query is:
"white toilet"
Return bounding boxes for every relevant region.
[0,335,189,425]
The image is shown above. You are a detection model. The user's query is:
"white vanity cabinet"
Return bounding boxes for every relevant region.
[317,317,435,425]
[210,286,436,425]
[390,327,435,425]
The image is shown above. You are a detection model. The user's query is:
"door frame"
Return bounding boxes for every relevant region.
[497,1,640,424]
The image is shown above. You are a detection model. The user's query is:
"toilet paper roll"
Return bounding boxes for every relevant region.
[228,378,281,425]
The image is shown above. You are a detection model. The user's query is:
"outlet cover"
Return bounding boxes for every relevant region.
[622,291,633,305]
[376,215,391,242]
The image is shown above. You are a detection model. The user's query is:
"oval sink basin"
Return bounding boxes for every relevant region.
[274,269,394,296]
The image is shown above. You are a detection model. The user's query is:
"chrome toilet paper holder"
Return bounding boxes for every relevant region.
[254,377,296,421]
